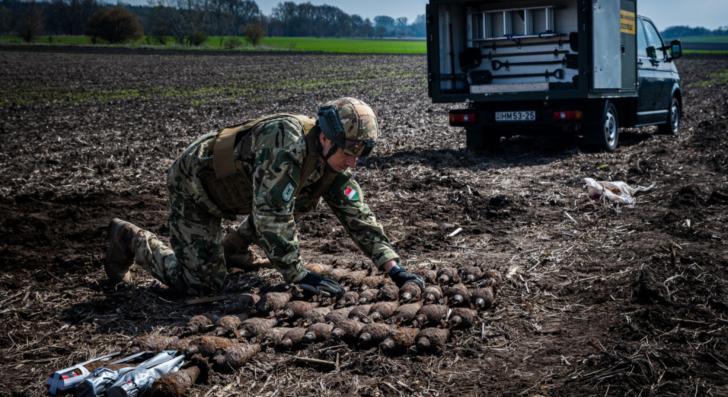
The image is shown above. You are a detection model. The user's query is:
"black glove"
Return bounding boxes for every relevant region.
[297,271,344,298]
[388,265,425,289]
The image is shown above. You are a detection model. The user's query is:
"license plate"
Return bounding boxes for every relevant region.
[495,111,536,122]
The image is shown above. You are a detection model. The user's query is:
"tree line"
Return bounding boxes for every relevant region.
[661,25,728,39]
[0,0,426,44]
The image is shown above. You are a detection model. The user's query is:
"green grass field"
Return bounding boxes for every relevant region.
[677,36,728,43]
[0,35,427,54]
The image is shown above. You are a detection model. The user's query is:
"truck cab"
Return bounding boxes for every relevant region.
[426,0,683,152]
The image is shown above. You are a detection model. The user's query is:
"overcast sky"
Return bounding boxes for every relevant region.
[127,1,728,30]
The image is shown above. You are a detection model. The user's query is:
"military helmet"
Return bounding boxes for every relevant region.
[317,97,378,157]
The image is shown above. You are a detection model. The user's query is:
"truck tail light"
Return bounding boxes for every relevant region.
[449,112,477,126]
[553,110,583,121]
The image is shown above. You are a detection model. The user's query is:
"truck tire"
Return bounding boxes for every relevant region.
[586,100,619,152]
[656,96,681,135]
[465,126,500,152]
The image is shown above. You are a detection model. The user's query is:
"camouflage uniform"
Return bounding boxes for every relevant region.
[131,108,398,295]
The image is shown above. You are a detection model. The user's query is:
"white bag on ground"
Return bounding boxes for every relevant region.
[583,178,655,206]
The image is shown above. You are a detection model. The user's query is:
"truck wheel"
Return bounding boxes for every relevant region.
[465,126,500,152]
[588,100,619,152]
[657,96,681,135]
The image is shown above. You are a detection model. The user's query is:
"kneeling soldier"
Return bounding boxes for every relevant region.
[105,97,424,297]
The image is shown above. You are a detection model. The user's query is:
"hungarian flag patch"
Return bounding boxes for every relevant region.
[344,185,359,201]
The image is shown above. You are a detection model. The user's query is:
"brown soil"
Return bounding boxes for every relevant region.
[1,52,727,396]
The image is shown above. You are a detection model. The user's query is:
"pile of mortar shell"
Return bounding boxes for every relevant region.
[133,262,502,391]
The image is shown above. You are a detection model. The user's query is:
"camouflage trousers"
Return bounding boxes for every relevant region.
[130,133,304,295]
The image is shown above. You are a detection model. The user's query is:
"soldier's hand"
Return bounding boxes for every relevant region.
[296,271,344,299]
[388,265,425,289]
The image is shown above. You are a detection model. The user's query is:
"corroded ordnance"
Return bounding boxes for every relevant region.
[150,366,200,397]
[416,328,449,353]
[279,327,307,349]
[216,315,242,337]
[332,319,365,341]
[304,262,334,275]
[359,323,393,345]
[448,308,477,329]
[325,307,353,325]
[191,335,237,357]
[136,335,180,352]
[461,265,484,283]
[389,302,423,324]
[470,286,495,309]
[329,268,350,281]
[260,326,291,345]
[369,301,400,321]
[360,276,385,290]
[348,304,373,321]
[304,322,334,342]
[302,307,331,325]
[379,327,419,354]
[437,267,460,284]
[340,270,369,286]
[256,292,292,314]
[223,293,260,314]
[399,283,422,302]
[336,291,360,307]
[240,317,278,338]
[413,304,448,328]
[281,300,317,321]
[413,269,438,284]
[358,289,379,304]
[377,283,400,301]
[184,315,214,335]
[214,343,260,370]
[445,283,471,306]
[423,285,443,304]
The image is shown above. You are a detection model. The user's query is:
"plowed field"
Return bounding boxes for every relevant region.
[1,50,727,396]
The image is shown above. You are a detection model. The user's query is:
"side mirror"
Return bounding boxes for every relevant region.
[646,46,657,59]
[668,40,682,60]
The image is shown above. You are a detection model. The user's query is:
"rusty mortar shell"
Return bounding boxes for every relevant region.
[377,283,400,301]
[358,288,379,304]
[416,328,449,353]
[423,285,443,304]
[255,292,292,314]
[332,319,365,341]
[399,282,422,302]
[369,301,400,322]
[413,304,449,328]
[470,286,495,309]
[303,322,334,342]
[448,307,477,329]
[358,323,393,345]
[445,283,471,306]
[389,302,423,324]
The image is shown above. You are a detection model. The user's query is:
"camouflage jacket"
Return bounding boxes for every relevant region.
[172,115,399,282]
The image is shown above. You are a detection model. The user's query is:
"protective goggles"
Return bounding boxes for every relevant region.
[318,105,375,158]
[341,138,375,158]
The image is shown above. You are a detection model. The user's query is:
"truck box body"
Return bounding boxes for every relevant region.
[426,0,682,152]
[427,0,637,103]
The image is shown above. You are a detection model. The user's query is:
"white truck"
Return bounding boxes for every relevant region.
[426,0,684,151]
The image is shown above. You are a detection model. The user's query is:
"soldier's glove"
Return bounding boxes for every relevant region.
[388,265,426,289]
[297,271,344,299]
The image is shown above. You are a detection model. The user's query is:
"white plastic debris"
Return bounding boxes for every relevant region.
[583,178,655,206]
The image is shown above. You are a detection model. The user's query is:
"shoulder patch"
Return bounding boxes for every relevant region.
[282,182,295,203]
[343,184,360,201]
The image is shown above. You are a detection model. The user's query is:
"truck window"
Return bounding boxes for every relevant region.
[637,18,648,57]
[643,20,664,56]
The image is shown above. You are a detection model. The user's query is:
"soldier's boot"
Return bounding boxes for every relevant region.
[222,232,269,272]
[105,218,142,284]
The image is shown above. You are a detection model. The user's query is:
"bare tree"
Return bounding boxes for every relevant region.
[18,2,44,42]
[243,21,265,46]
